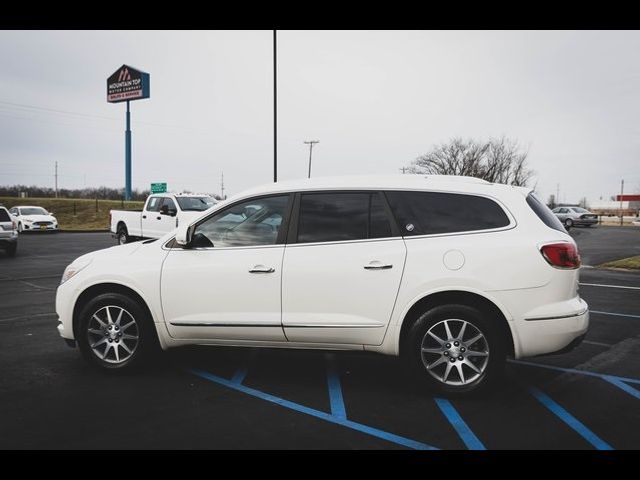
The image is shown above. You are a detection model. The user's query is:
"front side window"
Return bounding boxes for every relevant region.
[9,208,18,216]
[297,192,393,243]
[192,195,289,248]
[161,197,177,213]
[385,191,511,236]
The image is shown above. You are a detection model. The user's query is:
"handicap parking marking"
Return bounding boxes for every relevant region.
[434,398,486,450]
[526,386,613,450]
[189,367,439,450]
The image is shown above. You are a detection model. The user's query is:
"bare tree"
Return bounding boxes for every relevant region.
[408,136,534,186]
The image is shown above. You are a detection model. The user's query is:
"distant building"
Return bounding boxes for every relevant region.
[590,198,639,217]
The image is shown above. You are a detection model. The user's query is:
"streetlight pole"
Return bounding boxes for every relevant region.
[304,140,319,178]
[273,30,277,183]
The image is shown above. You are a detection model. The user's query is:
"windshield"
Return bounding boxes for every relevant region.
[176,196,217,212]
[20,207,48,216]
[572,207,589,213]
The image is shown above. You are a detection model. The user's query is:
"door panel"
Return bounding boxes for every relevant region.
[142,196,162,238]
[282,239,406,345]
[161,246,286,341]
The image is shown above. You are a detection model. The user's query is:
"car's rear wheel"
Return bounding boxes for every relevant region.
[116,226,129,245]
[17,222,22,233]
[405,304,506,395]
[77,292,159,371]
[565,218,573,228]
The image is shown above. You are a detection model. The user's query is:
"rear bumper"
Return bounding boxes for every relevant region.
[574,218,598,225]
[0,233,18,246]
[514,298,589,358]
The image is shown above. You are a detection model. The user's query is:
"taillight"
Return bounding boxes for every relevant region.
[12,220,16,231]
[540,242,581,269]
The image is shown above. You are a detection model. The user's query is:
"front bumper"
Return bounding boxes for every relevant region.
[22,224,58,231]
[56,282,76,341]
[514,298,589,358]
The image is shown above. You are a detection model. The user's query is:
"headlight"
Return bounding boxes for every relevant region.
[60,259,92,285]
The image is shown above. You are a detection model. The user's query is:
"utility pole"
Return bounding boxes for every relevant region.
[220,172,225,200]
[54,161,58,198]
[399,167,408,174]
[556,183,560,207]
[304,140,319,178]
[273,30,277,183]
[620,178,624,226]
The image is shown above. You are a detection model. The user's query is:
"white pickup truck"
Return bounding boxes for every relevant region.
[110,193,217,244]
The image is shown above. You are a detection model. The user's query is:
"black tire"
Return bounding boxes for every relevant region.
[565,218,573,228]
[17,222,22,233]
[6,243,17,257]
[404,304,506,395]
[76,292,160,372]
[116,225,129,245]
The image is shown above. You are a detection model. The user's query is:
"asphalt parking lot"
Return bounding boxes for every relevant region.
[1,226,639,449]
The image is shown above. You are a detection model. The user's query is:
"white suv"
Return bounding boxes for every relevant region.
[56,175,588,394]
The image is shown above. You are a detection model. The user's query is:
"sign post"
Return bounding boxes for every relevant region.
[107,64,150,200]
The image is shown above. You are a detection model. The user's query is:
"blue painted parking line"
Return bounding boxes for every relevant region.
[434,398,486,450]
[590,310,640,320]
[189,368,439,450]
[527,386,613,450]
[231,366,249,385]
[326,354,347,420]
[509,359,640,385]
[604,377,640,400]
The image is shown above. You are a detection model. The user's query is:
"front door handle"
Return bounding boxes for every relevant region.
[142,215,147,219]
[364,261,393,270]
[249,265,275,274]
[157,216,162,220]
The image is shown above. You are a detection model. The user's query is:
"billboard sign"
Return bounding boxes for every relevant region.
[107,65,150,103]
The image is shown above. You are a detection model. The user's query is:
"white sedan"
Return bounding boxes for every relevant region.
[9,206,58,232]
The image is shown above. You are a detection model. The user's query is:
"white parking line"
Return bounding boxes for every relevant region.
[579,282,640,290]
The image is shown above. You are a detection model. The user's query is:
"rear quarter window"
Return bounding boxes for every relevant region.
[526,192,567,233]
[0,208,11,222]
[385,191,511,236]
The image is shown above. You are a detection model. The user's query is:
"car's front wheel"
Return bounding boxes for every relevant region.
[405,304,506,395]
[77,292,159,371]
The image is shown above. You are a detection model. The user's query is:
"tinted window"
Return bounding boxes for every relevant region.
[526,192,566,233]
[385,191,510,236]
[298,193,368,243]
[176,196,216,211]
[161,197,177,212]
[20,207,47,215]
[146,197,162,212]
[0,208,10,222]
[370,193,392,239]
[192,195,289,248]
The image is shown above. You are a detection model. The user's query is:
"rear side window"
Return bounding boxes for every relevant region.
[0,208,10,222]
[146,197,162,212]
[297,192,393,243]
[385,191,510,236]
[526,192,566,233]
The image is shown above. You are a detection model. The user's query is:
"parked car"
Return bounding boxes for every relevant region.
[57,175,588,395]
[0,206,18,257]
[9,206,58,232]
[552,206,598,228]
[109,193,217,245]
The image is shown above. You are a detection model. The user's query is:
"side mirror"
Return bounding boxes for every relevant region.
[48,212,54,216]
[175,222,194,247]
[160,205,169,215]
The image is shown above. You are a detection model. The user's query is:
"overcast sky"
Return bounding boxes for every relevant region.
[0,30,639,203]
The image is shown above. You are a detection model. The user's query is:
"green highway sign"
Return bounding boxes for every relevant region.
[151,182,167,194]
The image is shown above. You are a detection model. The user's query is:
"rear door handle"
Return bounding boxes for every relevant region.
[364,261,393,270]
[142,215,147,219]
[157,216,161,220]
[249,265,275,274]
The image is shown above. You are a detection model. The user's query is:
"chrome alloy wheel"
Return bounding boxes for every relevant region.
[420,318,490,386]
[87,306,139,364]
